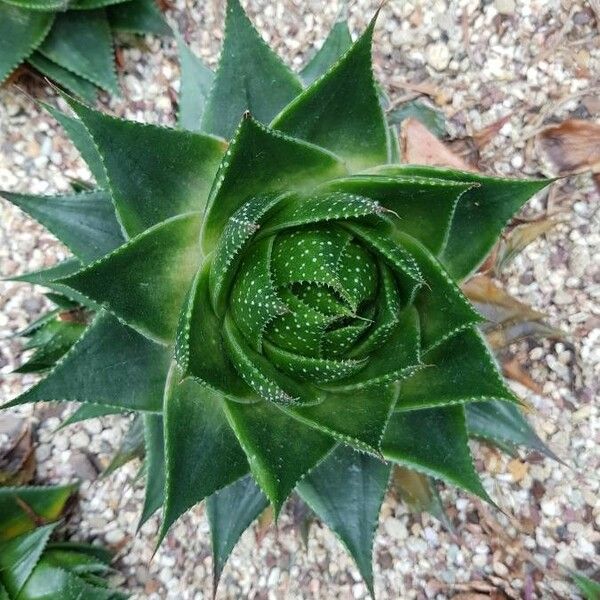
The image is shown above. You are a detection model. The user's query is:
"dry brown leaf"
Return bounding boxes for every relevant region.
[255,505,273,544]
[536,119,600,175]
[401,118,476,170]
[495,217,560,273]
[473,114,513,150]
[0,423,35,486]
[462,276,546,324]
[502,358,543,395]
[507,458,529,483]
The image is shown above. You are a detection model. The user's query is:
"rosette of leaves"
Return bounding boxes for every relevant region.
[0,484,126,599]
[0,0,170,101]
[2,1,555,595]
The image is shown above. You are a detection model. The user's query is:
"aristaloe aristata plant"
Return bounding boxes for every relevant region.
[0,484,126,598]
[2,0,554,594]
[0,0,170,101]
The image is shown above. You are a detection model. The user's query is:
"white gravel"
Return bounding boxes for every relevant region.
[1,1,598,598]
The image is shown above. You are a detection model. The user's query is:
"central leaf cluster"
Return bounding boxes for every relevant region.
[206,189,424,405]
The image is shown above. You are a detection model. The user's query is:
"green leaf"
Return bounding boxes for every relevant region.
[28,53,98,103]
[1,0,66,9]
[200,0,302,139]
[387,100,447,137]
[395,231,482,350]
[176,33,214,131]
[0,523,57,597]
[60,403,125,429]
[373,166,550,280]
[466,399,558,460]
[104,414,144,475]
[321,174,471,256]
[175,264,254,400]
[107,0,172,36]
[0,484,76,541]
[138,413,165,527]
[0,190,125,263]
[160,377,249,542]
[38,9,119,95]
[224,398,335,513]
[396,328,516,411]
[200,114,345,254]
[382,405,491,502]
[6,311,171,413]
[17,558,117,600]
[58,213,202,343]
[42,104,108,189]
[64,97,226,236]
[206,475,268,593]
[297,445,391,596]
[272,16,388,172]
[571,571,600,600]
[14,321,85,374]
[300,9,352,85]
[0,5,53,84]
[71,0,130,8]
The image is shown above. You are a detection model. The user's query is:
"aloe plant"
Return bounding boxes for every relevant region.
[0,0,170,101]
[0,484,126,599]
[1,1,557,595]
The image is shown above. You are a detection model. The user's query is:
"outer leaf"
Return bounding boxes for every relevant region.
[107,0,172,36]
[0,523,57,596]
[373,166,550,280]
[38,9,119,95]
[206,475,268,593]
[42,104,108,189]
[300,9,352,85]
[176,34,214,131]
[382,405,491,502]
[160,377,249,542]
[138,413,165,527]
[224,398,335,513]
[58,213,202,343]
[27,53,98,103]
[65,97,226,236]
[297,445,391,596]
[17,558,116,600]
[200,114,345,254]
[571,571,600,600]
[104,414,144,475]
[466,400,558,459]
[0,190,125,263]
[200,0,303,139]
[6,311,171,413]
[395,328,516,411]
[0,484,76,541]
[0,5,53,84]
[59,403,125,429]
[322,174,471,256]
[272,16,388,172]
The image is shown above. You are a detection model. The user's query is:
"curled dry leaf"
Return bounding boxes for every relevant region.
[462,275,565,351]
[400,117,476,170]
[495,217,560,273]
[0,422,35,486]
[536,119,600,176]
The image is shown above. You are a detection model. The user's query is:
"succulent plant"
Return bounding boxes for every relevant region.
[2,0,557,595]
[0,0,170,101]
[0,484,126,599]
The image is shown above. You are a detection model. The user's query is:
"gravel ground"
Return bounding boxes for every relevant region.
[1,0,599,598]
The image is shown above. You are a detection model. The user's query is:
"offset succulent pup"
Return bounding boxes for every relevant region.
[0,0,170,101]
[2,0,555,595]
[0,484,126,598]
